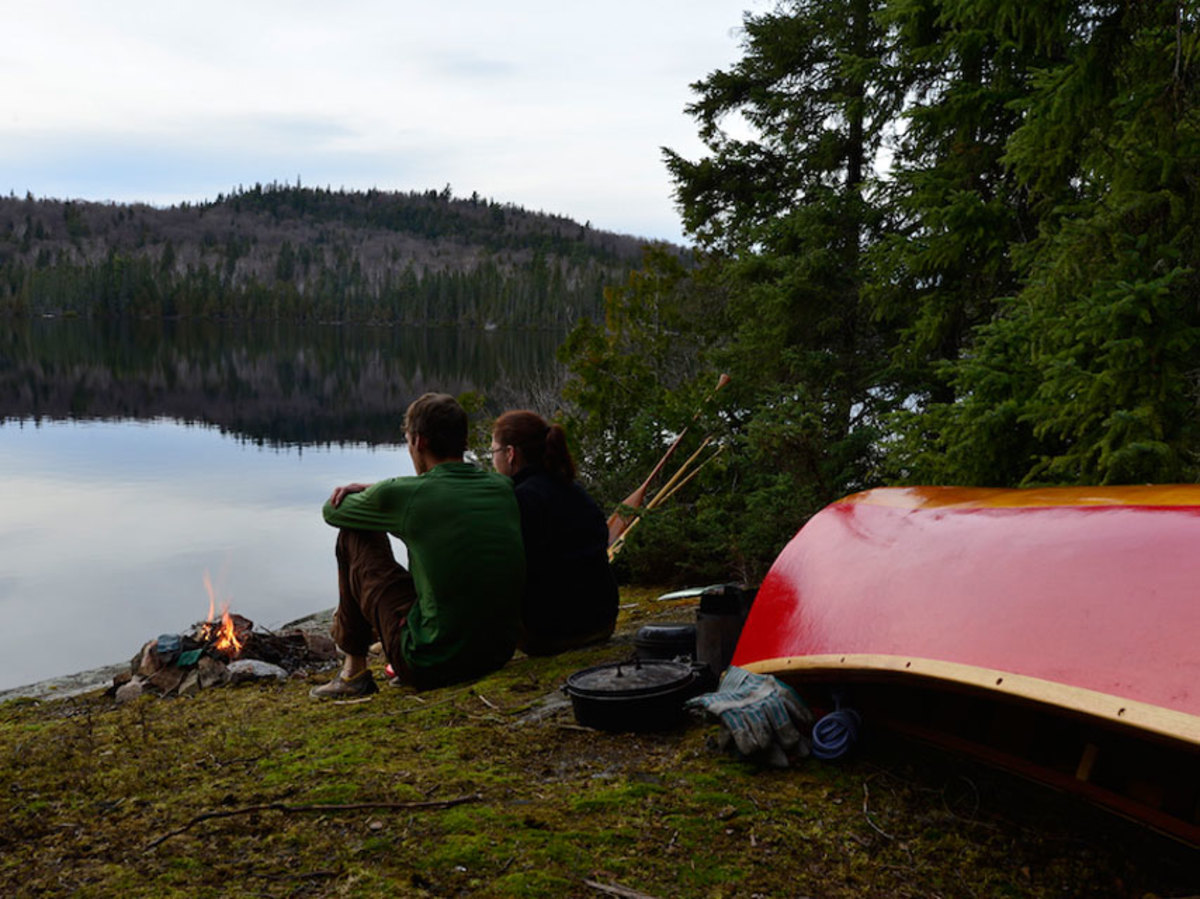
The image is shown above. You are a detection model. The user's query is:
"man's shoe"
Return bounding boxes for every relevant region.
[309,670,379,699]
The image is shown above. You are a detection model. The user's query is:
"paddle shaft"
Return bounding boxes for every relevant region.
[606,374,730,545]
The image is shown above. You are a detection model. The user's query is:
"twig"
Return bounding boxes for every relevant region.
[583,880,664,899]
[144,793,482,851]
[477,693,500,711]
[942,773,981,822]
[862,780,895,840]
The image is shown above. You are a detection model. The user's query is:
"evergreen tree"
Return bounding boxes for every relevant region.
[662,0,897,572]
[895,1,1200,485]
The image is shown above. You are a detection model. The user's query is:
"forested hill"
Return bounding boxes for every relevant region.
[0,184,660,327]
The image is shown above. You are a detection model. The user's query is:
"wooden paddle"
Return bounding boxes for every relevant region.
[606,373,730,546]
[607,443,725,561]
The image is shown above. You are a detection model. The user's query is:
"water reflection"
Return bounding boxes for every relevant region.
[0,317,566,445]
[0,418,416,691]
[0,319,566,691]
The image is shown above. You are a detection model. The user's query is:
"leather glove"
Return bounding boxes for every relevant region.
[685,665,813,767]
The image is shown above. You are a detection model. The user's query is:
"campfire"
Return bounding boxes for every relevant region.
[197,572,248,657]
[111,575,339,702]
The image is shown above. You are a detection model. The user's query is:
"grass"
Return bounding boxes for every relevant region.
[1,585,1197,897]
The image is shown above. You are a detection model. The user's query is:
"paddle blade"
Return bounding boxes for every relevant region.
[606,482,650,544]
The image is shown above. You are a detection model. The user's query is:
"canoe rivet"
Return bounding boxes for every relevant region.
[905,662,911,668]
[995,678,1003,685]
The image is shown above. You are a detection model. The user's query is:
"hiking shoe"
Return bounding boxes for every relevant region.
[309,670,379,699]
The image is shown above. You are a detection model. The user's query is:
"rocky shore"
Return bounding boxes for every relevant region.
[0,608,336,704]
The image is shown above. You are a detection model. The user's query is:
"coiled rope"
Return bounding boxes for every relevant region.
[810,693,861,760]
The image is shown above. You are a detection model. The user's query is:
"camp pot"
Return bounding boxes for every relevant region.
[633,622,697,661]
[563,658,699,731]
[695,583,754,677]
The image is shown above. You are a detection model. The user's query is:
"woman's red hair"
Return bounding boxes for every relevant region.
[493,410,576,481]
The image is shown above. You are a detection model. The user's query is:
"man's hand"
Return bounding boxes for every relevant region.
[328,482,372,508]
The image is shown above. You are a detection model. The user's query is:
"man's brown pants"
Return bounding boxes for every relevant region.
[330,529,417,681]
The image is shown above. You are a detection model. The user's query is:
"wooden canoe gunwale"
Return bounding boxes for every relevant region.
[744,653,1200,846]
[741,653,1200,749]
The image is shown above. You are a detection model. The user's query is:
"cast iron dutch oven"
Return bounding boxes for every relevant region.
[563,657,700,732]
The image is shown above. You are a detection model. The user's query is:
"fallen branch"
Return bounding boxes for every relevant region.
[583,880,664,899]
[144,793,482,851]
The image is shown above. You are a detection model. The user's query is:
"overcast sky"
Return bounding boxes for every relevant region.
[3,2,759,245]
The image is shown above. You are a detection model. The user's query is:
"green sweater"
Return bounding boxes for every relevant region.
[322,461,525,686]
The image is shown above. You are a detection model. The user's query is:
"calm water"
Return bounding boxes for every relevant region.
[0,319,564,691]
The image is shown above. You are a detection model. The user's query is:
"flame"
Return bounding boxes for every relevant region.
[202,571,243,657]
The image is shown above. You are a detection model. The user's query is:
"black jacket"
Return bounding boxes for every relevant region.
[512,466,618,650]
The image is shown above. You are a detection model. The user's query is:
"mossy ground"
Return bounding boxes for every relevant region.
[2,587,1197,897]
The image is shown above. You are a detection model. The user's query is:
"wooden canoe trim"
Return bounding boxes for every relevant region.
[741,653,1200,748]
[841,484,1200,510]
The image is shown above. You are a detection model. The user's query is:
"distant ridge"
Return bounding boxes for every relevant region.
[0,184,681,327]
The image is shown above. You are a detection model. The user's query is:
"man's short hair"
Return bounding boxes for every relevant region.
[405,393,468,459]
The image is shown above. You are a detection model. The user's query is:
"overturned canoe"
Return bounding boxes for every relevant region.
[733,485,1200,842]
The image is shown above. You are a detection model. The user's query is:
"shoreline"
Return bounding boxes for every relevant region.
[0,608,336,704]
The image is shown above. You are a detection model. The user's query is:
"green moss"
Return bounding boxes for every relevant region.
[0,587,1194,898]
[438,804,501,833]
[492,869,576,897]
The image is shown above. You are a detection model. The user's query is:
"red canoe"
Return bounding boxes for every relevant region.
[733,485,1200,842]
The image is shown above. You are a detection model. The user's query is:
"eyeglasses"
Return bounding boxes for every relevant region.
[489,445,507,455]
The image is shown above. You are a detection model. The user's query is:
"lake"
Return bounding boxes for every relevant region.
[0,318,566,692]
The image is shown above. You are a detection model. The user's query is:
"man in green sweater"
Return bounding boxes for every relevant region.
[311,392,525,697]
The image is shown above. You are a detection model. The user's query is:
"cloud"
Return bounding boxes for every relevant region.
[2,1,757,243]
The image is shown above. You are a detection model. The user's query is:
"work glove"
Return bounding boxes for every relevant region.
[685,665,813,767]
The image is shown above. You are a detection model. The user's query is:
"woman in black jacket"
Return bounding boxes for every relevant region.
[491,411,618,655]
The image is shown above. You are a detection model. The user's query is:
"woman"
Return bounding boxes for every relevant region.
[491,410,618,655]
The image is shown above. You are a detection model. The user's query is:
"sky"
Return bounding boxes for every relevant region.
[3,1,760,246]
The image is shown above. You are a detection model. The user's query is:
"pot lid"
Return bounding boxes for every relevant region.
[633,623,696,645]
[566,659,695,698]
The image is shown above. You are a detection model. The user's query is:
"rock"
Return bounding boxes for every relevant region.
[302,632,339,661]
[114,678,145,704]
[148,665,186,694]
[177,670,201,696]
[135,640,165,677]
[226,659,288,684]
[197,655,230,688]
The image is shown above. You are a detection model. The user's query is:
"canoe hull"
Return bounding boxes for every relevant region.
[733,486,1200,842]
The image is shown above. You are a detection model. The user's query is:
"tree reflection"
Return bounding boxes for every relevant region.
[0,319,566,446]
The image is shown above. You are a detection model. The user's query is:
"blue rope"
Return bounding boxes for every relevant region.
[811,694,861,760]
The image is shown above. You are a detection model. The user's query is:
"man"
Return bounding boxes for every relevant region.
[311,392,525,697]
